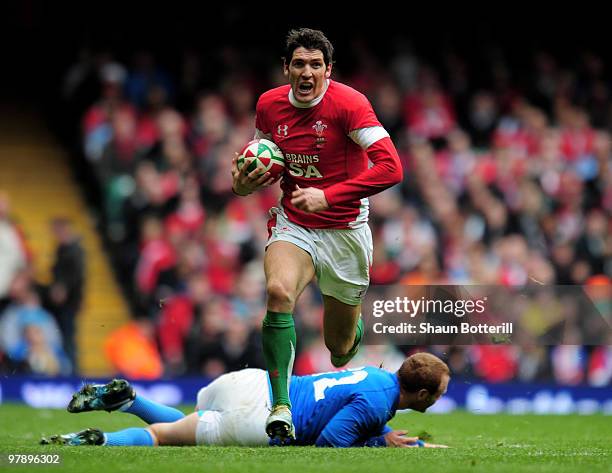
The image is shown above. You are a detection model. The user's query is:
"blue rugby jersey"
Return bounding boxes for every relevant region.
[280,366,400,447]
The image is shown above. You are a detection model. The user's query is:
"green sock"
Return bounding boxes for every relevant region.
[351,317,364,351]
[262,311,296,408]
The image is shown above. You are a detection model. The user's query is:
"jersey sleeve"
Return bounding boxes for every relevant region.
[255,96,271,136]
[322,90,403,206]
[324,136,403,206]
[361,424,392,448]
[314,397,386,448]
[344,91,382,132]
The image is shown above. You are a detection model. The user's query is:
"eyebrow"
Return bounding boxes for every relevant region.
[292,57,323,62]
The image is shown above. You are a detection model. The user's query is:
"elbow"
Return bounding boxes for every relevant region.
[387,161,403,186]
[315,437,333,448]
[380,137,404,185]
[393,164,404,185]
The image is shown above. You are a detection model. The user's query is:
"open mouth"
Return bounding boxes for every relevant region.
[297,82,314,95]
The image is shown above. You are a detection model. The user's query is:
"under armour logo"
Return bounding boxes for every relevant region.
[277,124,289,136]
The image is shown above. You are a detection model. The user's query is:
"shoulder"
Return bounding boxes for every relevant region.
[257,85,290,108]
[362,366,388,375]
[361,367,398,392]
[354,371,398,419]
[328,81,372,109]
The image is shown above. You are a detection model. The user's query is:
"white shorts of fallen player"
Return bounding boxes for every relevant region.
[195,369,271,446]
[266,207,373,305]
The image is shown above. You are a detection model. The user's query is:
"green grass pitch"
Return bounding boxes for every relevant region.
[0,403,610,473]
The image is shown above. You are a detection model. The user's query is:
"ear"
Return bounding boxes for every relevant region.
[283,63,289,77]
[417,389,430,401]
[325,63,332,79]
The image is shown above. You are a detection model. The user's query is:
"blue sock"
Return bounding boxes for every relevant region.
[122,395,185,424]
[104,428,154,447]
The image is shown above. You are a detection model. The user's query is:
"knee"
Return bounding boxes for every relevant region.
[266,279,295,310]
[146,426,160,446]
[197,411,223,445]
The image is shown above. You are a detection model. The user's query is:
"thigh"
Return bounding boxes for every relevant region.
[196,369,269,412]
[194,369,271,446]
[265,208,316,296]
[316,225,373,305]
[264,241,315,298]
[150,412,199,446]
[195,408,270,446]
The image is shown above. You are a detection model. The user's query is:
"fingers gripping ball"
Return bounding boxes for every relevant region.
[237,139,285,182]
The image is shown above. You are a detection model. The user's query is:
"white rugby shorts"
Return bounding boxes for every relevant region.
[195,368,271,446]
[266,207,373,305]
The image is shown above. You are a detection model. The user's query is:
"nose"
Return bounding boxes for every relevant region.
[301,65,313,78]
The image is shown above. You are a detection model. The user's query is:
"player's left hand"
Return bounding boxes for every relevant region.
[290,185,329,213]
[384,430,420,448]
[421,442,449,448]
[384,431,449,448]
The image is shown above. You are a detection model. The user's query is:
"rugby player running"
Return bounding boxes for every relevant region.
[231,28,403,443]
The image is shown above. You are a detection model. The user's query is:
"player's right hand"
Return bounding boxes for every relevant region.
[231,153,276,196]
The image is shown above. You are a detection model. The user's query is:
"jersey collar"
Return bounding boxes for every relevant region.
[288,79,330,108]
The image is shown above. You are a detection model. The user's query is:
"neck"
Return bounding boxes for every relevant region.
[397,391,410,410]
[396,374,417,410]
[288,79,330,108]
[396,376,409,409]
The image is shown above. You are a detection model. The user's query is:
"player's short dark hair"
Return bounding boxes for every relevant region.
[397,353,450,395]
[284,28,334,66]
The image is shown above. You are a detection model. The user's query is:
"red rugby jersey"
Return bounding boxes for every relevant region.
[255,80,402,229]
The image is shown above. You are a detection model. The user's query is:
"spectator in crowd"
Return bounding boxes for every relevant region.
[83,62,130,163]
[157,273,210,375]
[0,272,70,376]
[0,191,31,305]
[125,51,174,110]
[105,316,163,380]
[46,218,85,371]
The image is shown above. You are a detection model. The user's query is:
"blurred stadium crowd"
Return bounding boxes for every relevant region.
[0,40,610,386]
[0,204,83,376]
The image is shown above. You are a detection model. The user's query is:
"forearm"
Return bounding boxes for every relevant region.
[361,424,391,447]
[362,434,387,447]
[315,438,386,448]
[324,137,403,206]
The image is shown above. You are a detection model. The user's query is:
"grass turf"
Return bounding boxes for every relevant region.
[0,403,610,473]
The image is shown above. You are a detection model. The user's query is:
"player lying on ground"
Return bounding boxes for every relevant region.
[41,353,449,448]
[231,28,403,441]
